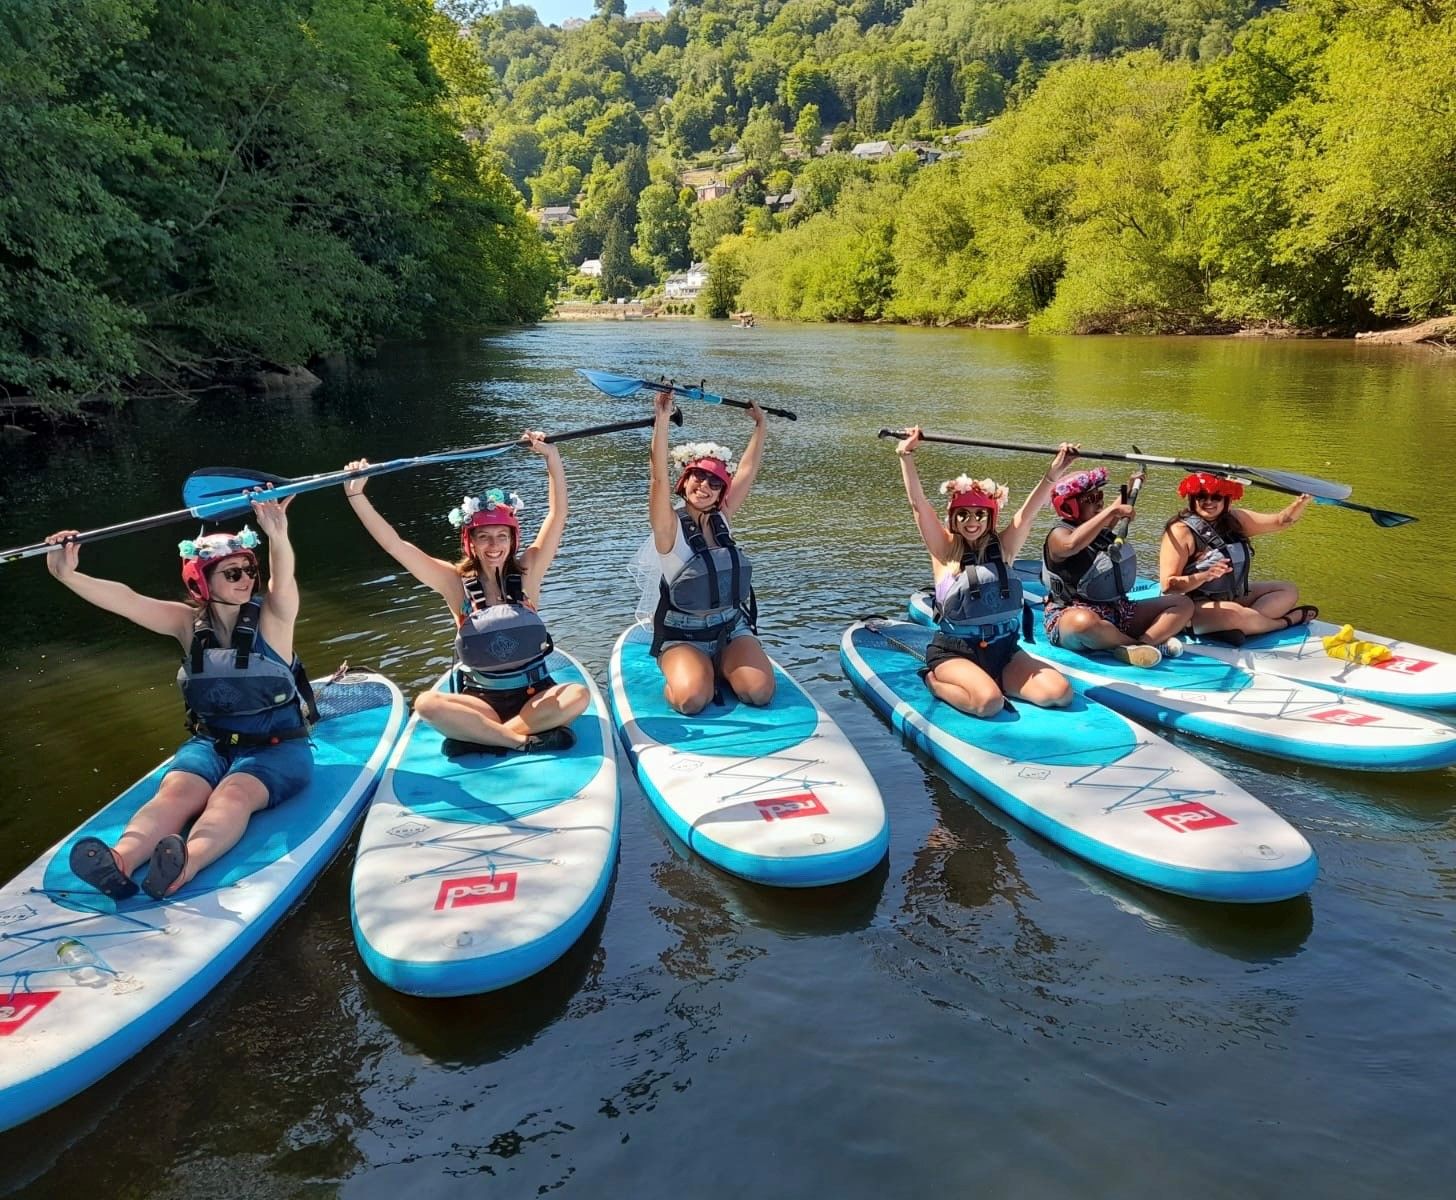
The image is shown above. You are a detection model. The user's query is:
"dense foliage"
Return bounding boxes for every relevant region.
[0,0,554,406]
[476,0,1454,334]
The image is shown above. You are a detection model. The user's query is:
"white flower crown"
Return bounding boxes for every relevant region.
[939,475,1010,507]
[447,488,524,527]
[178,526,261,560]
[670,442,738,475]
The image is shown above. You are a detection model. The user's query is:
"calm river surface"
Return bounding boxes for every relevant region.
[1,323,1454,1198]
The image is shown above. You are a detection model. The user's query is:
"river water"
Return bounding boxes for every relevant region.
[1,323,1453,1197]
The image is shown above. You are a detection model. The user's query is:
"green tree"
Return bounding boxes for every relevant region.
[697,233,749,317]
[740,107,784,168]
[794,103,823,155]
[599,211,635,298]
[689,195,744,260]
[637,181,692,272]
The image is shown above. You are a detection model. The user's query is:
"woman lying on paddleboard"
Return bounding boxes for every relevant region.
[646,387,773,714]
[1041,467,1193,668]
[343,433,586,752]
[47,497,313,900]
[895,427,1074,717]
[1156,472,1317,646]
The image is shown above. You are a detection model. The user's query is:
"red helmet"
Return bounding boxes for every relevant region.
[671,442,736,502]
[1178,472,1244,502]
[1050,467,1109,521]
[178,529,260,603]
[451,491,522,557]
[942,476,1008,527]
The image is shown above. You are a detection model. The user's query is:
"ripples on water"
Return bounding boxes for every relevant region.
[1,323,1453,1197]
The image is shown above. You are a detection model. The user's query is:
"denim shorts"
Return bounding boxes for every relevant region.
[166,735,314,809]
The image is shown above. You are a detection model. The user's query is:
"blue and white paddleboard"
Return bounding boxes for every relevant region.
[0,672,405,1134]
[608,625,889,887]
[842,620,1317,903]
[1009,561,1456,711]
[351,651,619,998]
[908,591,1456,771]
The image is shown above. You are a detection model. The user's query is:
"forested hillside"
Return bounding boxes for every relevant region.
[1,0,554,407]
[477,0,1455,334]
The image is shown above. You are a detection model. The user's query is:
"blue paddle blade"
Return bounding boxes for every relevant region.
[183,468,292,517]
[578,368,649,398]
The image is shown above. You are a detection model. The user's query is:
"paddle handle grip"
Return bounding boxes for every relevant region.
[1113,474,1143,546]
[718,396,797,421]
[1,508,197,564]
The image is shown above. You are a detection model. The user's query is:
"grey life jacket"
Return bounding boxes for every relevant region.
[650,508,757,658]
[1042,520,1137,605]
[177,598,314,739]
[935,535,1025,645]
[1181,513,1253,600]
[454,572,554,692]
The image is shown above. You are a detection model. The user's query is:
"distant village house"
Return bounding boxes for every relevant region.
[849,140,895,162]
[537,205,576,228]
[695,180,731,203]
[579,259,602,277]
[664,262,709,300]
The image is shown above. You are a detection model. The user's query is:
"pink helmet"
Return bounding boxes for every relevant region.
[178,528,260,603]
[940,475,1010,526]
[1050,467,1109,522]
[670,442,737,501]
[449,490,523,557]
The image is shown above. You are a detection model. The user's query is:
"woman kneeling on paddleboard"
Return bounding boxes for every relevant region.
[1157,473,1317,646]
[647,387,773,714]
[1042,467,1193,668]
[47,498,314,900]
[896,427,1074,717]
[343,432,587,752]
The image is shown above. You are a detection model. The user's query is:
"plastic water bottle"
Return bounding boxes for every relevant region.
[56,938,107,988]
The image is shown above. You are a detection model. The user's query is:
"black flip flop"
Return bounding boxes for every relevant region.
[68,836,138,900]
[142,835,188,900]
[1281,604,1320,628]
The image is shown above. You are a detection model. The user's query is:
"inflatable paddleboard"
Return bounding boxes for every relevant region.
[351,651,618,997]
[1008,561,1456,711]
[608,625,888,887]
[908,592,1456,771]
[0,672,405,1134]
[842,620,1316,903]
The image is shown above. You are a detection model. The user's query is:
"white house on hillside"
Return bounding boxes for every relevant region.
[665,262,709,300]
[579,259,602,277]
[849,140,895,162]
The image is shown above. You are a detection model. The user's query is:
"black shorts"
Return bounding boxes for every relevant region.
[458,675,558,722]
[923,631,1020,687]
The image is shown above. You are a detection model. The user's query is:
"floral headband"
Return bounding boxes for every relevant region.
[670,442,739,475]
[939,475,1010,508]
[178,526,260,561]
[448,488,525,527]
[1051,467,1108,500]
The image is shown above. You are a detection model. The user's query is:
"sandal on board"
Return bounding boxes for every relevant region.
[141,835,189,901]
[68,837,139,900]
[1280,605,1320,629]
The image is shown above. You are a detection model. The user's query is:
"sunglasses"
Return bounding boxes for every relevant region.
[1078,490,1105,505]
[953,507,991,521]
[1192,493,1226,504]
[685,469,725,491]
[217,563,258,582]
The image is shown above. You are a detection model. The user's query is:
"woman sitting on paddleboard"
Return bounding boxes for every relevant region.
[1156,472,1316,646]
[343,432,586,752]
[1042,467,1193,668]
[646,387,773,714]
[47,497,313,900]
[895,427,1075,717]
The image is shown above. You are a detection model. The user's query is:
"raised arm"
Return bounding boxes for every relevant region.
[720,399,765,520]
[44,533,195,645]
[342,460,461,598]
[895,427,956,563]
[649,391,678,552]
[1045,477,1134,562]
[251,496,300,661]
[521,430,567,581]
[1000,442,1078,561]
[1234,494,1312,537]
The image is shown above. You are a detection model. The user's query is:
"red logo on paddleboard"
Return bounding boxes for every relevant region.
[754,793,828,821]
[0,990,60,1036]
[1370,656,1436,675]
[1310,708,1382,726]
[1146,802,1237,833]
[434,873,518,910]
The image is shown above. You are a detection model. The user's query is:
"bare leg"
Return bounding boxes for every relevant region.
[414,690,525,749]
[507,682,590,735]
[1003,650,1073,708]
[722,635,776,706]
[926,656,1005,718]
[1190,582,1299,636]
[173,774,271,888]
[659,643,716,714]
[112,772,212,876]
[1127,595,1195,645]
[1052,607,1136,652]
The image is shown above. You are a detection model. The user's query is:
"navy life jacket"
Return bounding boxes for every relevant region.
[177,598,315,744]
[1181,513,1253,600]
[1042,520,1137,605]
[454,572,554,692]
[934,535,1027,647]
[650,508,757,659]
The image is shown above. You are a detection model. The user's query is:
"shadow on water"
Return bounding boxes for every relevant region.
[358,869,618,1069]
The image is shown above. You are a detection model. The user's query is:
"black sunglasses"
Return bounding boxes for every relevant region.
[217,563,258,582]
[685,469,725,491]
[952,507,991,521]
